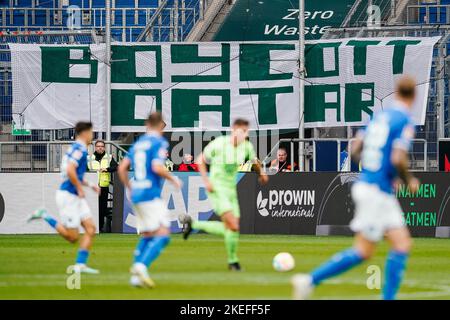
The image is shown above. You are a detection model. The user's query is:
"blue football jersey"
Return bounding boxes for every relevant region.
[127,132,168,204]
[60,140,88,195]
[359,102,415,194]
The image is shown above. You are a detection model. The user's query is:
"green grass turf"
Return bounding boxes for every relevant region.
[0,234,449,300]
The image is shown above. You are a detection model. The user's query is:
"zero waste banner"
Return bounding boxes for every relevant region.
[213,0,356,41]
[9,37,440,132]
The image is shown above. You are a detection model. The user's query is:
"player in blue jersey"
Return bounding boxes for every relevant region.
[292,76,421,300]
[118,112,182,288]
[28,122,101,274]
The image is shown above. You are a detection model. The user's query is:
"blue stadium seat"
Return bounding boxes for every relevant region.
[0,0,199,42]
[419,2,448,24]
[35,0,54,8]
[17,0,33,8]
[91,0,106,8]
[33,10,48,27]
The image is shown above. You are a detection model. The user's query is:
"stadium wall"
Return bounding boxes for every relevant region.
[0,172,99,234]
[112,172,450,238]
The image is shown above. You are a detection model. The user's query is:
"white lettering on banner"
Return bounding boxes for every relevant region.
[258,190,315,218]
[282,9,335,20]
[268,190,315,209]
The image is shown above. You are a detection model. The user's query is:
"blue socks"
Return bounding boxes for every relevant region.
[43,215,58,229]
[75,249,89,265]
[311,248,365,286]
[133,237,153,263]
[137,236,170,268]
[383,250,409,300]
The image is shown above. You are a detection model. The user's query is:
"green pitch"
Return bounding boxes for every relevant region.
[0,234,449,300]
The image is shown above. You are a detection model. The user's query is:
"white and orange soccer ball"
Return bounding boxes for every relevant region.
[272,252,295,272]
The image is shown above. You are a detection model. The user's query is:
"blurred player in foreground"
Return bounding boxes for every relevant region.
[28,122,101,274]
[180,118,268,271]
[292,76,420,300]
[118,112,181,288]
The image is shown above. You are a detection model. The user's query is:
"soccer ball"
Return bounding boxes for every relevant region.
[272,252,295,272]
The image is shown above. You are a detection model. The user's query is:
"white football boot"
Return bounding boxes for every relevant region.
[291,274,314,300]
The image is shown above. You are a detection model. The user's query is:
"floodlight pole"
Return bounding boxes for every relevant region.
[105,0,112,142]
[298,0,305,171]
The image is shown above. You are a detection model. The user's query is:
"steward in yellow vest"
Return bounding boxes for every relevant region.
[88,142,118,187]
[88,140,118,232]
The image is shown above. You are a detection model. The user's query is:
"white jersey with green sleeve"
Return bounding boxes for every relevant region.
[203,135,256,189]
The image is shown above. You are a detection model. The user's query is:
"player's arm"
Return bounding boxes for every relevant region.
[391,124,420,192]
[246,142,268,184]
[82,178,100,194]
[392,149,412,182]
[196,152,214,193]
[251,158,269,185]
[66,162,85,198]
[350,130,364,163]
[118,157,132,190]
[153,142,182,189]
[152,163,181,189]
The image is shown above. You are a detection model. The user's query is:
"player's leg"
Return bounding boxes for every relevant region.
[292,233,374,300]
[28,191,81,243]
[72,196,99,274]
[75,217,99,274]
[311,233,374,285]
[130,200,171,288]
[222,210,241,271]
[292,182,380,299]
[138,227,170,269]
[183,190,228,238]
[383,226,412,300]
[29,208,80,242]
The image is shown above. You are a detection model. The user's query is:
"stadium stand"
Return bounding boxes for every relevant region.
[0,0,211,42]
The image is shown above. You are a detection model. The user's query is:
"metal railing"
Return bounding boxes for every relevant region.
[341,0,395,28]
[407,4,450,25]
[263,138,429,173]
[0,5,202,42]
[263,138,349,172]
[348,138,428,171]
[0,141,127,172]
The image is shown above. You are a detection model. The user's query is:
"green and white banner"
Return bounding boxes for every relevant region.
[10,37,439,132]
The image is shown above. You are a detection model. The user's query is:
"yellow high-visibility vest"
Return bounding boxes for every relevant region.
[88,154,112,187]
[239,160,253,172]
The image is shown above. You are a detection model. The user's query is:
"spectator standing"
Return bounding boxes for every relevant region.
[178,153,199,172]
[88,140,118,232]
[270,147,299,172]
[165,150,175,171]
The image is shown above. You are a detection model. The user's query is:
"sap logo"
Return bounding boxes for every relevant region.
[0,192,4,224]
[125,175,213,230]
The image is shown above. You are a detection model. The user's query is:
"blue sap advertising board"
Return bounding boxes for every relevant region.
[122,172,244,233]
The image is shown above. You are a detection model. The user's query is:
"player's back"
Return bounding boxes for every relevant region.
[128,133,168,204]
[359,104,414,194]
[60,140,88,195]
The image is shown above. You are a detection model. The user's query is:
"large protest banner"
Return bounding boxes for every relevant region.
[10,37,439,131]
